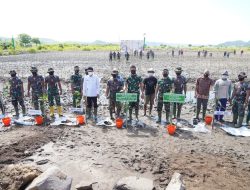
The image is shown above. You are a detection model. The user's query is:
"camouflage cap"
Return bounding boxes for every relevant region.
[30,67,38,72]
[238,72,247,78]
[9,70,16,74]
[175,67,183,72]
[47,68,54,73]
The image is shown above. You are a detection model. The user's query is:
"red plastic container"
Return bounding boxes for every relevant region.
[35,116,44,125]
[2,117,11,126]
[167,124,176,135]
[204,115,213,125]
[76,115,85,125]
[116,118,123,129]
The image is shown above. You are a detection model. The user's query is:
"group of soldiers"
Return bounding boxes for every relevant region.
[109,51,121,61]
[1,67,64,118]
[1,65,250,128]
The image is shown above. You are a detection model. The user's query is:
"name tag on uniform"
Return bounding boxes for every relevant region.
[28,109,42,115]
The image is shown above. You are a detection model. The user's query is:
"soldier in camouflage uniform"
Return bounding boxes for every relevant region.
[231,72,250,128]
[173,67,187,120]
[9,70,26,118]
[27,67,45,115]
[70,66,83,108]
[125,65,144,121]
[105,70,124,120]
[45,68,63,117]
[155,69,173,123]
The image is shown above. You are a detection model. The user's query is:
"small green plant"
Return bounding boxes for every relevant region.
[82,47,91,51]
[8,49,17,55]
[28,48,36,53]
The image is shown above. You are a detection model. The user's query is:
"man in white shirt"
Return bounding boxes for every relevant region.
[83,67,100,122]
[213,71,232,122]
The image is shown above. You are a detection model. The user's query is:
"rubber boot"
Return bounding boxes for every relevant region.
[14,106,19,119]
[57,106,63,117]
[22,106,26,116]
[110,110,114,120]
[177,107,181,120]
[143,105,147,116]
[129,109,132,122]
[166,112,170,124]
[0,103,5,115]
[236,116,244,128]
[94,108,98,122]
[196,107,201,120]
[232,113,238,124]
[49,106,55,118]
[135,109,139,121]
[173,103,177,119]
[156,111,162,123]
[86,108,91,119]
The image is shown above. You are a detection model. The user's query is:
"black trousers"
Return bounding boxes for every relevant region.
[87,97,98,108]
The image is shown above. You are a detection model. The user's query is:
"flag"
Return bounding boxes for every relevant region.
[11,36,15,49]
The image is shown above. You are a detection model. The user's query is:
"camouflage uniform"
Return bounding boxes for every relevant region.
[45,75,61,107]
[28,75,45,114]
[9,76,26,116]
[173,75,186,119]
[107,77,123,118]
[232,81,250,125]
[157,77,173,122]
[70,73,82,107]
[126,75,142,119]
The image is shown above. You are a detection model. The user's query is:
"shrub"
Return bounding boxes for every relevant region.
[28,48,37,53]
[82,47,91,51]
[8,49,17,55]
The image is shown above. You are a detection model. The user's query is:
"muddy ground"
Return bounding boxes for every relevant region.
[0,50,250,190]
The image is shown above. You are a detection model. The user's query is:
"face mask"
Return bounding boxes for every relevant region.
[32,72,37,76]
[239,77,244,81]
[222,75,228,80]
[11,74,16,77]
[49,72,54,75]
[112,74,117,78]
[176,72,181,76]
[88,71,93,76]
[204,74,209,78]
[131,70,136,75]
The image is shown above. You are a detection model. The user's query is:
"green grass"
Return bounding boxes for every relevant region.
[0,42,249,56]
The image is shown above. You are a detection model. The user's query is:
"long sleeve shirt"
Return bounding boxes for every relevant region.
[214,79,232,99]
[83,75,100,97]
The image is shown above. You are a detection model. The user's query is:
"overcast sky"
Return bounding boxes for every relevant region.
[1,0,249,44]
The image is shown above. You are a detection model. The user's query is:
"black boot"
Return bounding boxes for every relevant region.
[156,111,162,123]
[14,106,19,119]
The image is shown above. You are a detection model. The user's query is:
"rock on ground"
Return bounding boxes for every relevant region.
[165,172,185,190]
[113,176,155,190]
[25,166,72,190]
[0,164,42,190]
[75,180,97,190]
